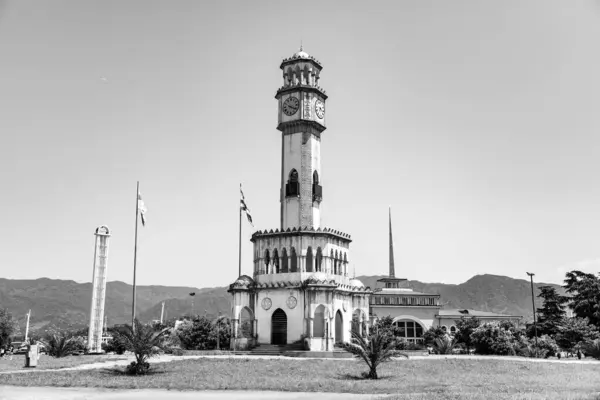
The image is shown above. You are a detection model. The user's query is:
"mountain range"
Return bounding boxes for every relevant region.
[0,274,565,334]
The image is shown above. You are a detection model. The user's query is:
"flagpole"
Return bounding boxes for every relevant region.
[131,181,139,329]
[238,183,242,278]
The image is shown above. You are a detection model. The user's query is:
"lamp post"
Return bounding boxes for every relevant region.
[526,272,538,350]
[216,311,221,351]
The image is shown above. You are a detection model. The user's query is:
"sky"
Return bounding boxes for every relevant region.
[1,0,599,289]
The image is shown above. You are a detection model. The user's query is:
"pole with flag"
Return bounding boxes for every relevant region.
[239,184,254,277]
[131,181,147,329]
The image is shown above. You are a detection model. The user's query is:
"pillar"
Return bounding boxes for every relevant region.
[252,319,258,339]
[309,318,314,338]
[232,319,239,339]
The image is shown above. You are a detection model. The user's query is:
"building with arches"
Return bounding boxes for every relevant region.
[369,209,522,342]
[228,48,371,352]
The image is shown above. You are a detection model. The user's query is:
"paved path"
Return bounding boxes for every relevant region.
[0,387,380,400]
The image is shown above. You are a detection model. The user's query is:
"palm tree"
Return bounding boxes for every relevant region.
[45,332,77,358]
[341,329,408,379]
[114,319,169,375]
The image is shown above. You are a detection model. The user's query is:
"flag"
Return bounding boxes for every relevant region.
[240,186,254,227]
[138,192,147,226]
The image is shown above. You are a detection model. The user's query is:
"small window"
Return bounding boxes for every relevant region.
[450,326,457,334]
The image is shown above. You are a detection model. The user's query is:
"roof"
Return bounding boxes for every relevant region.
[437,309,522,318]
[373,288,439,296]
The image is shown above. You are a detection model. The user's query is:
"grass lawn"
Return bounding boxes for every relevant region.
[0,354,127,372]
[1,357,600,399]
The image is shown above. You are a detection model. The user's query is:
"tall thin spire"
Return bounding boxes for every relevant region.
[389,206,395,278]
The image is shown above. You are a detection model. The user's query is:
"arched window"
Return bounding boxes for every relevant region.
[290,247,298,272]
[312,170,322,202]
[334,250,339,275]
[306,246,313,272]
[286,169,300,197]
[450,326,456,335]
[441,326,447,333]
[393,319,425,343]
[315,247,323,272]
[313,305,325,337]
[264,249,270,274]
[330,250,334,274]
[281,248,288,273]
[343,253,348,276]
[272,249,280,274]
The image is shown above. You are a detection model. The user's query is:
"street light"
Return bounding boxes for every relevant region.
[526,272,538,350]
[189,292,196,317]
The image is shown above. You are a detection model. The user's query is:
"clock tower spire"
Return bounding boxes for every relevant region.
[276,48,327,230]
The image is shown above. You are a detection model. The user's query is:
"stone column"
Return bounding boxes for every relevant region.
[252,319,258,339]
[309,318,314,338]
[232,319,239,339]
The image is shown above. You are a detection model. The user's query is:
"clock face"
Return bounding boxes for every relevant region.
[315,100,325,119]
[282,96,300,116]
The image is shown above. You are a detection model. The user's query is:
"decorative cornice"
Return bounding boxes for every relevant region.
[279,56,323,70]
[277,120,325,136]
[250,226,352,243]
[275,85,328,100]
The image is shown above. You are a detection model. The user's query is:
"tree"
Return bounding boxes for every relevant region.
[177,315,231,350]
[0,309,18,349]
[454,317,480,353]
[422,326,446,347]
[113,319,169,375]
[555,317,600,354]
[370,316,404,346]
[536,285,568,336]
[563,270,600,328]
[432,336,458,354]
[470,321,517,355]
[340,329,408,379]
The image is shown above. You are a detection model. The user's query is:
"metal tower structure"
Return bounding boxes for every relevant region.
[87,226,111,353]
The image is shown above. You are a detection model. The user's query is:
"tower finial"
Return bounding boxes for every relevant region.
[300,40,303,52]
[389,206,395,278]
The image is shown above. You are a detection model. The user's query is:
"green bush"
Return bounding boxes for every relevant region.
[432,335,457,354]
[422,326,447,347]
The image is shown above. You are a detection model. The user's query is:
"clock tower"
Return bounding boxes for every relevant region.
[228,48,371,353]
[275,47,327,230]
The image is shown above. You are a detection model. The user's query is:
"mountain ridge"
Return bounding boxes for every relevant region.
[0,274,565,333]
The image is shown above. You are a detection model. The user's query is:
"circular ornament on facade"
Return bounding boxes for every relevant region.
[315,99,325,119]
[286,296,297,309]
[261,297,272,310]
[283,96,300,116]
[342,302,347,312]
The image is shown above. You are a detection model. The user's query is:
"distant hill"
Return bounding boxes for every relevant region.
[357,274,566,318]
[0,274,566,333]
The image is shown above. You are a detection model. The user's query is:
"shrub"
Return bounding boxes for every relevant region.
[113,319,169,375]
[177,316,231,350]
[454,317,480,353]
[340,329,408,379]
[432,335,458,355]
[470,321,516,356]
[44,332,78,358]
[422,326,447,347]
[102,336,128,355]
[582,339,600,360]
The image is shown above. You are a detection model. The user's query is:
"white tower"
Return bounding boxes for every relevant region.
[87,226,111,353]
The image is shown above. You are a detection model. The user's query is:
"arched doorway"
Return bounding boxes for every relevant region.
[271,308,287,345]
[335,310,343,343]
